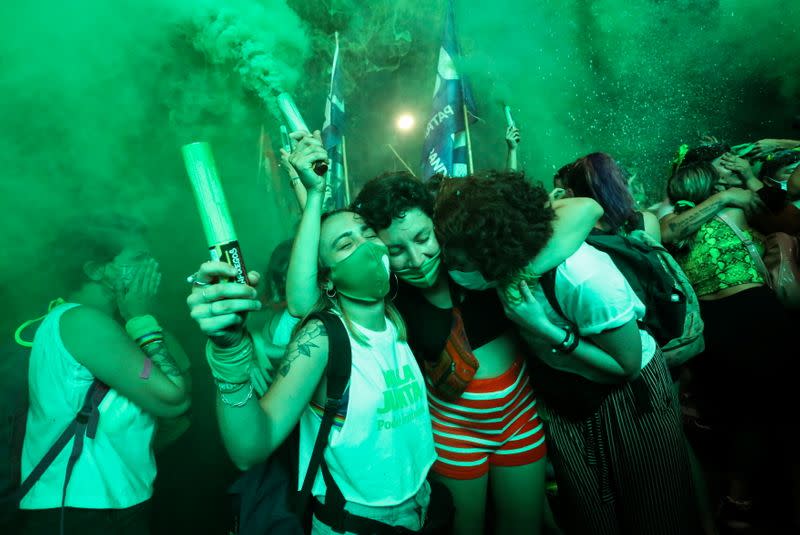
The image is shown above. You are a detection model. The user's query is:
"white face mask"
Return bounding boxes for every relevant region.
[448,270,497,291]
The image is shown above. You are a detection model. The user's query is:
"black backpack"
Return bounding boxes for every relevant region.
[230,311,454,535]
[529,216,686,420]
[228,311,351,535]
[584,215,687,346]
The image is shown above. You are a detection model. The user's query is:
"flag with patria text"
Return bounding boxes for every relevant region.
[420,0,477,180]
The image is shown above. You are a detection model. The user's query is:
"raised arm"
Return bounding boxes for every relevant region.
[527,197,603,274]
[281,148,307,210]
[216,319,328,470]
[284,131,329,317]
[186,261,328,470]
[660,188,764,245]
[747,138,800,158]
[505,126,520,171]
[63,260,190,419]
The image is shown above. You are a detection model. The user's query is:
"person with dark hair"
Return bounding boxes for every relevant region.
[749,150,800,236]
[556,151,723,531]
[243,238,300,389]
[667,161,799,531]
[19,215,191,535]
[433,172,699,535]
[555,152,661,240]
[744,138,800,159]
[188,132,438,534]
[329,171,602,535]
[660,143,766,245]
[758,149,800,187]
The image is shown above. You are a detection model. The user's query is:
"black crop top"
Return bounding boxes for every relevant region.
[394,278,511,363]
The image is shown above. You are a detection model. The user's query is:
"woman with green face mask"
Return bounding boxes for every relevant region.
[282,162,602,535]
[189,132,438,534]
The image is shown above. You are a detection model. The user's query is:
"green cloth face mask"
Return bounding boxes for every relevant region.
[330,241,390,302]
[395,251,442,288]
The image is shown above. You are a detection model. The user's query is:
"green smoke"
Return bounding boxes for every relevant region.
[0,0,310,327]
[0,2,797,531]
[2,0,798,331]
[291,0,799,201]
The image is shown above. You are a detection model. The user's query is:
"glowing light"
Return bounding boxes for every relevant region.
[396,114,415,131]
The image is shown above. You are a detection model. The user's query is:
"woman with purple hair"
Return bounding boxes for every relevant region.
[555,152,662,240]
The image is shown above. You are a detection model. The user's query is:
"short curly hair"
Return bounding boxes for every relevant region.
[352,171,434,231]
[433,171,555,281]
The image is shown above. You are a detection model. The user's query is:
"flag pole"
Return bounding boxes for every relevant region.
[387,144,418,178]
[463,104,474,175]
[342,136,351,205]
[258,125,265,184]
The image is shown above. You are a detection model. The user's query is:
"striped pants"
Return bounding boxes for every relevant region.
[428,359,547,479]
[543,352,700,535]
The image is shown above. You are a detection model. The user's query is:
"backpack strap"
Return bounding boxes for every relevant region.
[715,213,772,287]
[294,311,352,518]
[631,211,645,232]
[9,379,108,535]
[13,380,108,503]
[539,269,566,320]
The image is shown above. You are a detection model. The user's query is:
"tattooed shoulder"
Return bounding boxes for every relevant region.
[279,319,327,378]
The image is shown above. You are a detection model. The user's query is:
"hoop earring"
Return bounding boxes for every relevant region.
[326,287,337,298]
[390,273,399,301]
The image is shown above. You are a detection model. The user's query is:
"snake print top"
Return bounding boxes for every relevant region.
[674,218,766,297]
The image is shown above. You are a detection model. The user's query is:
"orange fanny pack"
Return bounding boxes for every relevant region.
[423,307,480,401]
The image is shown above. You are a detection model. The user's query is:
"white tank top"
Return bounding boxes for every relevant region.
[298,317,436,507]
[20,303,157,510]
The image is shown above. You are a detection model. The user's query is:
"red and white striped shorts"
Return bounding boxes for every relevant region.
[427,359,547,480]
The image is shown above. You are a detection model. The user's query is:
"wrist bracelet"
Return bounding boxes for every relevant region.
[215,378,249,394]
[552,325,580,354]
[220,383,255,408]
[206,333,255,384]
[125,315,162,341]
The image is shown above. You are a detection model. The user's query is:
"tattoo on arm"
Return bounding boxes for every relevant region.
[279,322,325,378]
[667,200,723,240]
[142,340,182,377]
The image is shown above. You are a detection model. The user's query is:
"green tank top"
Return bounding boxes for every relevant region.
[674,218,765,297]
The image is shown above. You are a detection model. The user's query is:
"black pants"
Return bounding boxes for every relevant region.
[688,285,797,520]
[543,354,700,535]
[21,500,151,535]
[691,285,795,431]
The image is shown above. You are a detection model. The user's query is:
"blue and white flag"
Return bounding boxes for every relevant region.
[421,0,477,180]
[322,32,347,210]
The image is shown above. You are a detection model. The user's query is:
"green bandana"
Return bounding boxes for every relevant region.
[395,251,442,288]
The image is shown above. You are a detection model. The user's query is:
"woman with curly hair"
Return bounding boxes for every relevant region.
[344,172,603,535]
[434,171,699,535]
[289,169,601,534]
